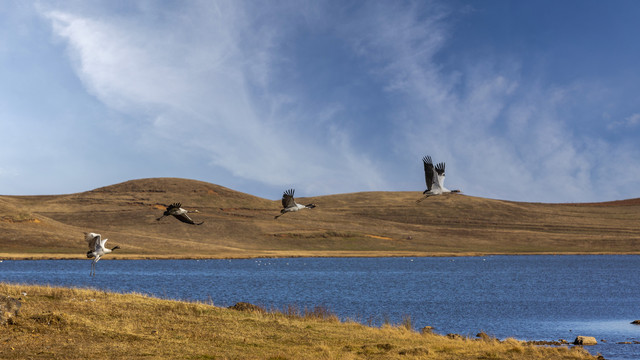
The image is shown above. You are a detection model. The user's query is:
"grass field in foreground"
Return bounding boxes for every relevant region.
[0,283,597,359]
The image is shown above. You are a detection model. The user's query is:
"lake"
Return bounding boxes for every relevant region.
[1,255,639,359]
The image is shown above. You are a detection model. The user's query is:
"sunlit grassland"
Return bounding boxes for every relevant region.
[2,177,640,259]
[1,283,596,359]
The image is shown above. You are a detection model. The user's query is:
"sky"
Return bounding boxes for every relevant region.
[1,0,640,203]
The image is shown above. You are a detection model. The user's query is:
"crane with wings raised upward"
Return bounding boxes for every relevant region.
[275,189,316,219]
[417,155,461,203]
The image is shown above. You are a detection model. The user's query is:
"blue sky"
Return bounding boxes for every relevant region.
[2,0,640,202]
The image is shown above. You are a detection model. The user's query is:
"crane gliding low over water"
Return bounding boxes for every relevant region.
[275,189,316,219]
[85,232,120,277]
[417,155,461,203]
[156,202,204,225]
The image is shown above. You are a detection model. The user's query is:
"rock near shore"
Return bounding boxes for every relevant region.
[573,336,597,345]
[1,295,21,325]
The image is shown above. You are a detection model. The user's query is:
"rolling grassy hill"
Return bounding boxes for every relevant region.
[1,177,639,259]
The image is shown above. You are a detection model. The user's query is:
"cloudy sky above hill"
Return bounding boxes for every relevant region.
[2,0,640,202]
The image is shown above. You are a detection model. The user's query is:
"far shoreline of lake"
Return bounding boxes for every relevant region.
[3,251,640,260]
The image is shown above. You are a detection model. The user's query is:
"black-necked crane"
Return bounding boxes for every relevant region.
[417,155,461,203]
[85,232,120,276]
[156,203,204,225]
[275,189,316,219]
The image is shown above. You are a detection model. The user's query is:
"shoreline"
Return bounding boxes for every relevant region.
[0,282,597,359]
[0,279,591,345]
[2,251,640,260]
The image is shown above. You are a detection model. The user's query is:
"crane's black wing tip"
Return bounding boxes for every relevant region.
[167,202,182,210]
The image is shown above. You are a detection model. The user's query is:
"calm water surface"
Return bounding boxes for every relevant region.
[1,255,639,359]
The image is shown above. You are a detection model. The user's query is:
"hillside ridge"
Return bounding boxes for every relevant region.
[2,177,640,258]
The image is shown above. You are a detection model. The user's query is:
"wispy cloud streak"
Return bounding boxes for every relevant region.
[43,2,385,196]
[26,0,640,202]
[339,2,640,202]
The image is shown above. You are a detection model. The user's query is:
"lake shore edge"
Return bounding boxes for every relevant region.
[0,282,597,359]
[2,251,640,260]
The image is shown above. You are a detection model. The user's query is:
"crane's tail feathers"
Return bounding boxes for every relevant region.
[451,189,461,193]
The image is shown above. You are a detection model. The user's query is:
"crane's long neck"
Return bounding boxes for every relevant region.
[105,245,120,254]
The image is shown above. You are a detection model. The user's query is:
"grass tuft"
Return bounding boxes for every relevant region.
[30,311,69,326]
[401,314,412,330]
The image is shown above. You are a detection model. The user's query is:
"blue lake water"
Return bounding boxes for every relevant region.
[1,255,639,359]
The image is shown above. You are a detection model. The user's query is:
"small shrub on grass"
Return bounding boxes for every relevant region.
[401,314,412,330]
[281,304,300,318]
[304,305,338,322]
[383,314,391,326]
[228,302,266,313]
[398,347,429,356]
[31,311,68,327]
[476,331,495,342]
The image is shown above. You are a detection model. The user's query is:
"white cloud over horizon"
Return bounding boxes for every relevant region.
[1,1,640,202]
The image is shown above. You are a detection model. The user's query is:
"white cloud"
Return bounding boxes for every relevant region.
[341,2,639,202]
[626,113,640,126]
[42,2,386,196]
[608,113,640,129]
[28,0,640,202]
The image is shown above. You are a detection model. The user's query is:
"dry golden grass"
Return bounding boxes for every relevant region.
[1,177,640,259]
[0,283,596,359]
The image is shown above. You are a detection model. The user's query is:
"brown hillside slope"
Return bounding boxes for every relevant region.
[1,177,640,259]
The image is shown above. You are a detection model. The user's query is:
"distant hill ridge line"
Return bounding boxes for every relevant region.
[88,177,272,201]
[1,177,639,205]
[2,176,640,259]
[58,177,640,205]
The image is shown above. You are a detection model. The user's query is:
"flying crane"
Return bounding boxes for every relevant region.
[85,232,120,276]
[275,189,316,219]
[156,203,204,225]
[417,155,460,203]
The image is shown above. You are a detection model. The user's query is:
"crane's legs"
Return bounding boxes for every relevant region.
[416,195,431,203]
[90,259,98,276]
